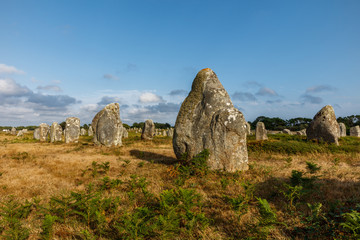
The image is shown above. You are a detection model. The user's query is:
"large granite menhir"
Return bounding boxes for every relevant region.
[173,68,248,172]
[306,105,340,145]
[65,117,80,143]
[92,103,123,147]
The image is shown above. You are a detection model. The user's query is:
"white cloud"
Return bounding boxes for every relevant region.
[37,85,62,92]
[0,78,30,96]
[256,87,278,97]
[139,92,165,103]
[0,63,25,75]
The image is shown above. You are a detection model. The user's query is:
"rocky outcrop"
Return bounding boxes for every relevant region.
[92,103,123,147]
[306,105,340,145]
[173,68,248,172]
[141,119,155,140]
[65,117,80,143]
[256,122,268,140]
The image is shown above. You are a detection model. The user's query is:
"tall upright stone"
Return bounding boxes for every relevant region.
[33,128,40,140]
[141,119,155,140]
[306,105,340,145]
[65,117,80,143]
[350,126,360,137]
[122,128,129,138]
[88,126,94,136]
[173,68,248,172]
[39,123,50,142]
[339,123,347,137]
[92,103,123,147]
[50,122,62,142]
[256,122,268,140]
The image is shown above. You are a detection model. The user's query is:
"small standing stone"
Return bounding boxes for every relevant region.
[339,123,347,137]
[306,105,340,145]
[256,122,268,140]
[350,126,360,137]
[39,123,50,142]
[80,128,87,136]
[123,128,129,138]
[11,127,16,135]
[88,126,94,136]
[282,129,291,135]
[50,122,63,142]
[34,128,40,140]
[141,119,155,140]
[246,122,251,135]
[16,130,24,137]
[65,117,80,143]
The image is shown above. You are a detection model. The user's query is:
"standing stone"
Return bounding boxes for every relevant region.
[80,128,87,136]
[65,117,80,143]
[39,123,50,142]
[350,126,360,137]
[282,129,291,135]
[92,103,123,147]
[173,68,248,172]
[50,122,62,142]
[141,119,155,140]
[296,129,307,136]
[88,126,94,136]
[123,128,129,138]
[339,123,347,137]
[256,122,268,140]
[167,128,174,137]
[16,130,24,137]
[11,127,16,135]
[306,105,340,145]
[34,128,40,140]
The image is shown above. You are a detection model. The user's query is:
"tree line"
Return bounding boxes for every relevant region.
[250,115,360,131]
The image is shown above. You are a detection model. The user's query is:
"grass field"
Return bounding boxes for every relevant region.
[0,131,359,239]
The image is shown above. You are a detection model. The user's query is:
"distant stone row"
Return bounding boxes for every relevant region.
[254,105,360,143]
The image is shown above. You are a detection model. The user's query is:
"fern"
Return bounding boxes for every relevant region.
[341,210,360,237]
[40,214,58,240]
[256,197,277,226]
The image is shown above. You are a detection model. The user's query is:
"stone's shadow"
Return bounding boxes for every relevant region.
[130,150,178,165]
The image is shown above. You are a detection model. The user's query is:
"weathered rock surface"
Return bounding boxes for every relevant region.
[65,117,80,143]
[173,68,248,172]
[88,126,94,136]
[34,128,40,140]
[350,126,360,137]
[92,103,123,147]
[339,123,347,137]
[167,128,174,137]
[39,123,50,142]
[141,119,155,140]
[256,122,268,140]
[50,122,62,142]
[306,105,340,145]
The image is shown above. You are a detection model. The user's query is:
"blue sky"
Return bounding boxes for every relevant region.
[1,0,359,126]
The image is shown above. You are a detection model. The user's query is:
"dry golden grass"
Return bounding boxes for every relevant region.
[0,131,359,239]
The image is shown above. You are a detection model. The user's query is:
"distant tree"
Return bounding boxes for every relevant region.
[60,121,66,130]
[82,124,89,130]
[123,123,130,129]
[251,116,287,131]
